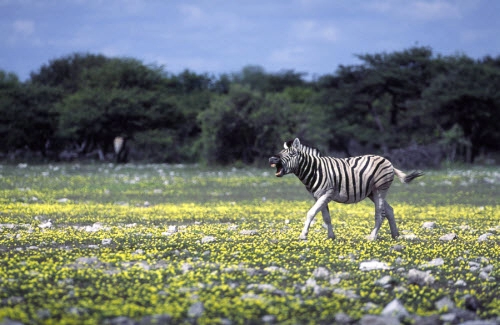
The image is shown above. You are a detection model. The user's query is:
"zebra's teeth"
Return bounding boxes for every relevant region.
[271,164,276,167]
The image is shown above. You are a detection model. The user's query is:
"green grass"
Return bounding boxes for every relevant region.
[0,163,499,324]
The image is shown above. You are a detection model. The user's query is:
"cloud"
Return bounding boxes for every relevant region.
[408,1,461,19]
[365,0,462,20]
[268,47,306,65]
[460,29,488,43]
[293,20,339,43]
[178,4,205,23]
[13,19,34,36]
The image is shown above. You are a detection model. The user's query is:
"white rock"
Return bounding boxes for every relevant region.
[333,288,359,299]
[454,279,467,287]
[181,263,193,274]
[360,314,401,325]
[360,260,392,271]
[187,302,204,318]
[305,277,317,288]
[459,320,499,325]
[435,296,455,311]
[334,312,352,324]
[362,302,379,311]
[422,221,436,229]
[381,299,409,319]
[262,315,276,323]
[469,261,481,272]
[402,233,418,240]
[240,229,259,235]
[375,275,394,287]
[421,257,445,268]
[135,261,150,271]
[264,266,289,274]
[439,233,457,241]
[39,220,52,229]
[101,238,112,245]
[478,233,493,242]
[57,198,70,203]
[469,261,481,268]
[408,269,435,286]
[329,277,341,285]
[201,236,216,244]
[479,271,492,281]
[481,265,493,273]
[108,316,134,325]
[247,283,277,293]
[440,313,456,322]
[76,257,99,264]
[312,267,330,279]
[83,222,105,232]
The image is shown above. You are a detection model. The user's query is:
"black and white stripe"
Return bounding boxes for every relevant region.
[269,138,423,241]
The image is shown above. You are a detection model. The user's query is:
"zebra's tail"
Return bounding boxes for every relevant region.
[394,168,424,184]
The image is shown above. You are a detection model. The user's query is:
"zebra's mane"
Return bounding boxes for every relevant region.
[285,140,322,157]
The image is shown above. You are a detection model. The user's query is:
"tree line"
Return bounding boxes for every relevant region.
[1,46,499,167]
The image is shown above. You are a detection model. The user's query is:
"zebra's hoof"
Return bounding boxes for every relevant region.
[299,235,308,241]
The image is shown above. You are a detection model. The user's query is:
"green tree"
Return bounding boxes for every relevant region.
[0,71,61,157]
[313,47,437,154]
[419,55,500,162]
[198,85,300,165]
[54,58,181,159]
[30,53,109,93]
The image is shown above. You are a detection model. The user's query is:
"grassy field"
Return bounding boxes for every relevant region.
[0,163,499,324]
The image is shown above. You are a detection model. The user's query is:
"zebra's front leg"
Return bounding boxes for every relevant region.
[299,193,331,240]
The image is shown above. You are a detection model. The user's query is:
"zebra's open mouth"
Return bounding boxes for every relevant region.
[271,162,284,177]
[269,156,284,177]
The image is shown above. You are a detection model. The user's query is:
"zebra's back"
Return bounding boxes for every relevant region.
[304,154,394,203]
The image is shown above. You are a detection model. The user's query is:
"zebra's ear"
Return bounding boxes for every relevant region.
[283,142,288,149]
[292,138,301,149]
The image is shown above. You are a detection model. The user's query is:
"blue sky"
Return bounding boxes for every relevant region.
[1,0,499,81]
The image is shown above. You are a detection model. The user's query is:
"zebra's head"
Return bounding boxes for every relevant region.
[269,138,302,177]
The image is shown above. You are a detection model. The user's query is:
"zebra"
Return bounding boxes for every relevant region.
[269,138,423,241]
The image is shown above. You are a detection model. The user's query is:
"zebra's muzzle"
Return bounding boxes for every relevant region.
[269,156,284,177]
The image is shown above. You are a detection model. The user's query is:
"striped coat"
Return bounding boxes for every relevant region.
[269,138,423,241]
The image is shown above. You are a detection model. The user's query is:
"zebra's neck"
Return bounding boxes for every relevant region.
[295,153,320,192]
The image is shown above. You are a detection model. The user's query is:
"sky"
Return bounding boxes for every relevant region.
[1,0,499,81]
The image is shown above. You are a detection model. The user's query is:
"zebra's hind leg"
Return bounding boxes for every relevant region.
[321,205,335,241]
[367,192,386,241]
[384,201,400,239]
